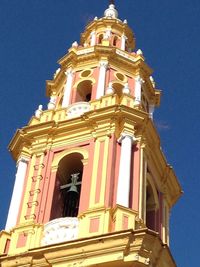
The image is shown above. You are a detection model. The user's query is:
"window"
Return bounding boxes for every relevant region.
[146,181,159,232]
[112,82,123,97]
[113,36,118,46]
[98,34,104,44]
[50,153,83,219]
[75,80,92,102]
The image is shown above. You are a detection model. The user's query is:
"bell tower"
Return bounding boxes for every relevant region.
[0,3,182,267]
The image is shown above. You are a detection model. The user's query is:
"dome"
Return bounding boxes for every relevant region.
[104,4,118,19]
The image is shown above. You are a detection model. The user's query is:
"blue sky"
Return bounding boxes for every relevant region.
[0,0,199,266]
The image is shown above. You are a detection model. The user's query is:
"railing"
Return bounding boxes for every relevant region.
[29,95,136,126]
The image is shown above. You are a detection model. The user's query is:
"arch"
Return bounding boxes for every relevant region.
[98,34,104,44]
[113,36,118,46]
[50,151,87,219]
[147,174,159,210]
[52,147,89,171]
[112,81,124,97]
[73,77,95,89]
[146,173,159,231]
[73,78,95,102]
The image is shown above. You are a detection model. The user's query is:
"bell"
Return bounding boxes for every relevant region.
[67,173,79,193]
[68,184,78,193]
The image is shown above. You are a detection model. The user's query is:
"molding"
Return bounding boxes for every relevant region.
[51,147,89,170]
[0,229,176,267]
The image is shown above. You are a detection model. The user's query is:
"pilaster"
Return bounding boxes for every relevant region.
[5,156,30,231]
[134,76,144,105]
[96,61,108,99]
[62,68,74,107]
[116,133,136,207]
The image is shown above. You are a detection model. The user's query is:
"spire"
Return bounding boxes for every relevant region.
[104,2,118,19]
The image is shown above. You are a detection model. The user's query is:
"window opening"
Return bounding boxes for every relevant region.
[50,153,83,220]
[112,82,123,97]
[146,182,158,232]
[113,36,118,46]
[98,34,103,44]
[75,80,93,102]
[85,93,91,102]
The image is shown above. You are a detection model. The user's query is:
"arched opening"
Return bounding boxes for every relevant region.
[125,40,129,51]
[146,181,159,232]
[50,153,83,220]
[141,87,149,112]
[113,36,118,47]
[75,80,92,102]
[98,34,104,44]
[112,82,124,97]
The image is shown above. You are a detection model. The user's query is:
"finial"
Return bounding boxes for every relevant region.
[136,49,143,55]
[104,2,118,19]
[72,41,78,48]
[35,105,43,118]
[106,82,114,95]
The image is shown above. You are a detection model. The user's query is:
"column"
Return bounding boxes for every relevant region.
[149,104,155,119]
[62,68,74,108]
[90,31,96,46]
[5,157,29,230]
[116,133,136,207]
[134,76,144,105]
[96,61,108,99]
[121,34,127,50]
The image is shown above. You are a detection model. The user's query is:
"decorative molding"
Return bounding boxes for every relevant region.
[41,217,79,246]
[99,61,108,69]
[67,102,90,119]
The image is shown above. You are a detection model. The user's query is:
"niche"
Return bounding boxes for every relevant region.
[75,80,93,102]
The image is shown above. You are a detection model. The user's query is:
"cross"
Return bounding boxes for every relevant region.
[109,0,115,5]
[60,173,81,191]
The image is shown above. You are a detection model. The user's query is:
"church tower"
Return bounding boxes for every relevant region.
[0,3,182,267]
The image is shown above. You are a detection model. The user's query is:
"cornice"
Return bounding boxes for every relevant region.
[0,229,176,267]
[8,103,182,205]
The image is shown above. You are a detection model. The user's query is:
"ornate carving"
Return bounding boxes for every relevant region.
[104,4,118,19]
[99,61,108,69]
[67,102,90,119]
[41,217,79,246]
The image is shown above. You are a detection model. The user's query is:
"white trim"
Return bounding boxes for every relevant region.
[121,34,127,50]
[90,31,96,46]
[149,104,155,119]
[5,157,29,230]
[134,76,144,105]
[116,133,136,207]
[62,69,74,108]
[96,61,108,99]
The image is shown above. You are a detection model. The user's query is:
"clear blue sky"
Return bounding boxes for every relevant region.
[0,1,199,266]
